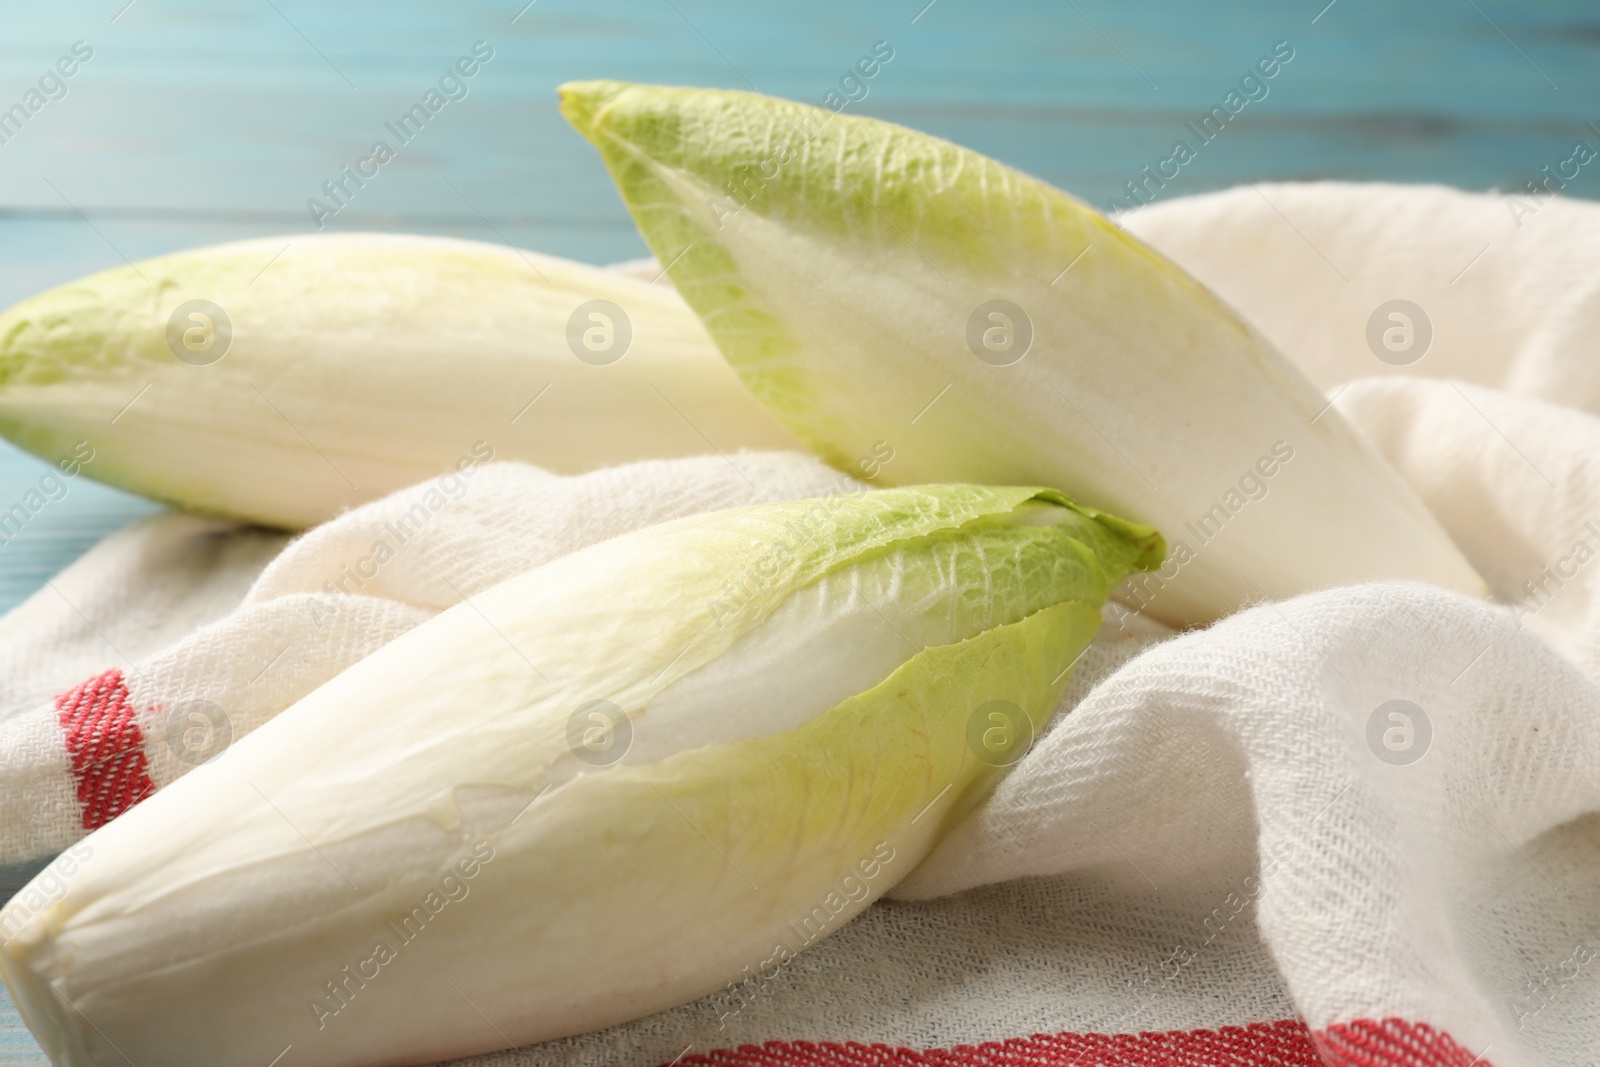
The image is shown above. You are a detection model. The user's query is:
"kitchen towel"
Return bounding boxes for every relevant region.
[4,182,1600,1067]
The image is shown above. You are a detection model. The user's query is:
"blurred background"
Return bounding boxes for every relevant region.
[0,1,1594,609]
[0,1,1597,1061]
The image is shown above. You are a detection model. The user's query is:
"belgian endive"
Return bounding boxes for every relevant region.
[559,81,1486,627]
[0,484,1159,1067]
[0,233,798,528]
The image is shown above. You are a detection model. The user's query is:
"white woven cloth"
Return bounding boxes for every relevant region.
[5,182,1600,1067]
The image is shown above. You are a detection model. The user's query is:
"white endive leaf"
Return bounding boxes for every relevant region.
[559,81,1487,627]
[0,233,799,529]
[0,484,1160,1067]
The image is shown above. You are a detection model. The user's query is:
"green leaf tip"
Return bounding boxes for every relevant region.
[557,79,632,141]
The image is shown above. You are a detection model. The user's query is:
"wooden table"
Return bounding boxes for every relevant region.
[1,0,1595,1061]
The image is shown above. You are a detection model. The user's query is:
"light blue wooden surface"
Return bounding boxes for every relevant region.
[1,0,1597,1062]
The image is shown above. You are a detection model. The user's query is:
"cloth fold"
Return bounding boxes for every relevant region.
[5,182,1600,1067]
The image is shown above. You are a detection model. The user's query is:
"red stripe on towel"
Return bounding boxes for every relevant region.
[667,1017,1489,1067]
[1316,1018,1490,1067]
[55,668,156,830]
